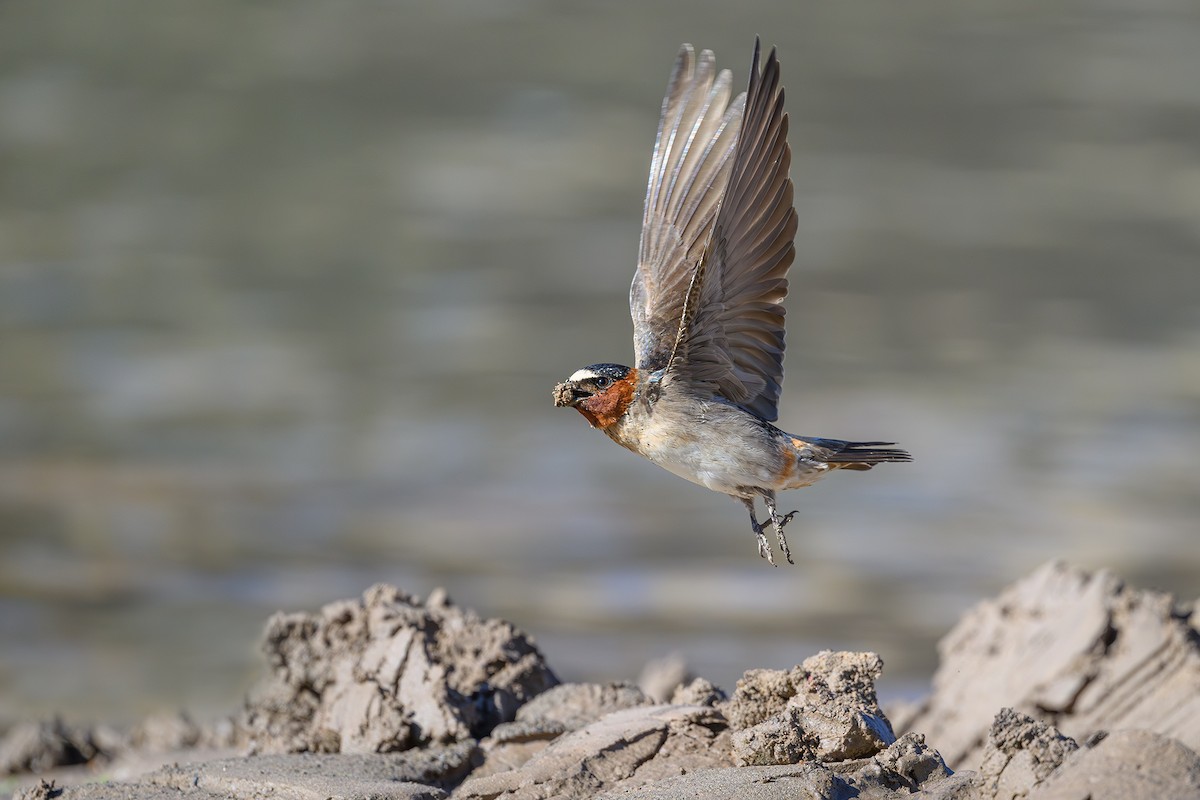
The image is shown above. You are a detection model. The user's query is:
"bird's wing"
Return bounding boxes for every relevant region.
[630,40,797,421]
[630,45,744,377]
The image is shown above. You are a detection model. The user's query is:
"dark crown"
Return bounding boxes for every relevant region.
[585,363,631,380]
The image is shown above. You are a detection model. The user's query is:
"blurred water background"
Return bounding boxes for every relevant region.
[2,0,1198,725]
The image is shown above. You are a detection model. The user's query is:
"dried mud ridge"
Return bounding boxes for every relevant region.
[4,562,1200,800]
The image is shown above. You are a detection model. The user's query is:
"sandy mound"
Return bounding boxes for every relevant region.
[5,562,1200,800]
[896,560,1200,769]
[240,583,559,754]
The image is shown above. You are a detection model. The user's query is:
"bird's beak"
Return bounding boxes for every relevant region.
[553,380,589,408]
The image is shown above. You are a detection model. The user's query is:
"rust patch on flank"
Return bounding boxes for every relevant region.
[576,369,638,430]
[778,457,798,483]
[774,438,806,482]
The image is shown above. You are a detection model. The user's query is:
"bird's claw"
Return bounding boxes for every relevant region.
[775,528,794,565]
[764,507,798,565]
[752,521,777,566]
[745,499,794,566]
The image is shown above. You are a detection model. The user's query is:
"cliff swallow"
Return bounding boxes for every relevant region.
[554,41,910,564]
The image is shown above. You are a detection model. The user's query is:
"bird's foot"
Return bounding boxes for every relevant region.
[766,508,799,565]
[742,497,782,566]
[777,513,796,563]
[774,527,794,565]
[752,521,777,566]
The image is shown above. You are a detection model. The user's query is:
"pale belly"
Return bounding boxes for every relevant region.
[622,405,820,498]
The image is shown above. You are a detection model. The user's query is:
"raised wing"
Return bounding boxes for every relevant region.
[631,41,797,421]
[630,45,744,377]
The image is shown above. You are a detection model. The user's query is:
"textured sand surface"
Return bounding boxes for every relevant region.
[4,563,1199,800]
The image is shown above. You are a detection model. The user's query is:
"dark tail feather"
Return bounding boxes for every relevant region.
[800,437,912,470]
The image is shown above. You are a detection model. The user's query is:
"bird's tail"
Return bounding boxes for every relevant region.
[795,437,912,471]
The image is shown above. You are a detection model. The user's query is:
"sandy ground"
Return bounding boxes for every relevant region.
[3,561,1199,800]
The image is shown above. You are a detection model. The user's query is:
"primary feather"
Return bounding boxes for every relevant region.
[630,39,796,421]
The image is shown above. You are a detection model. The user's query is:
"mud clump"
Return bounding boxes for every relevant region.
[727,651,896,766]
[240,583,559,754]
[0,720,113,776]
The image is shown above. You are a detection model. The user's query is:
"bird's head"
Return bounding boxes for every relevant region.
[553,363,638,429]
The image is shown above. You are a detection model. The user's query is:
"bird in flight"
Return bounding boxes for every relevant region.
[553,40,910,565]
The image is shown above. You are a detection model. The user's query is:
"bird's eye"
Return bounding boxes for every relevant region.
[595,376,612,389]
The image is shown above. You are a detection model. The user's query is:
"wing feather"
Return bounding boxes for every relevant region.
[639,39,798,421]
[631,45,744,373]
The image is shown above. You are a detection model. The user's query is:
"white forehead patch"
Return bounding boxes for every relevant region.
[568,368,600,382]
